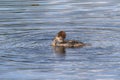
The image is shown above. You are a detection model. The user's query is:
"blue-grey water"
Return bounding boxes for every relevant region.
[0,0,120,80]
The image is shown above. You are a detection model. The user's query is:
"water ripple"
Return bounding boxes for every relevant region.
[0,0,120,80]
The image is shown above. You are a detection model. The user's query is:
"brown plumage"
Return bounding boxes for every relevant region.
[52,31,86,48]
[57,31,66,39]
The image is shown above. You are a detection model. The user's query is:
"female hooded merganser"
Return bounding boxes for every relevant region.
[52,31,85,48]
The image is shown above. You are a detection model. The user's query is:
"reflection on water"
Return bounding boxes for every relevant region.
[52,46,66,56]
[0,0,120,80]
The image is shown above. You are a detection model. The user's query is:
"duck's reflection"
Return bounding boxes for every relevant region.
[52,46,66,57]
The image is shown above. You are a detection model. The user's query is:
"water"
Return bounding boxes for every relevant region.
[0,0,120,80]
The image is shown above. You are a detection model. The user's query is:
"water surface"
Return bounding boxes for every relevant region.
[0,0,120,80]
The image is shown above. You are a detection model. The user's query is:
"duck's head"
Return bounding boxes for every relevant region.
[52,31,66,46]
[56,31,66,43]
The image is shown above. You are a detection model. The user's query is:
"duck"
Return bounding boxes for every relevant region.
[51,31,86,48]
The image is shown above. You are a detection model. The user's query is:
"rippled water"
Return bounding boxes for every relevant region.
[0,0,120,80]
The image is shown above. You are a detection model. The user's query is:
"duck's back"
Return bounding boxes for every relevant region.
[55,40,85,48]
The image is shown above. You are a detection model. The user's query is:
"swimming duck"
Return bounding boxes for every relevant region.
[52,31,85,48]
